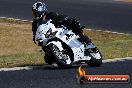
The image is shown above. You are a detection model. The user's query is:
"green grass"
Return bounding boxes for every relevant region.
[0,52,44,68]
[0,17,31,24]
[0,18,132,68]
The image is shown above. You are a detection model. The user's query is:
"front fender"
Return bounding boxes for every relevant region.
[46,41,63,51]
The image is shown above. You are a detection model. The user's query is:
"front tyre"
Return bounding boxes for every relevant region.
[44,53,54,65]
[46,44,73,68]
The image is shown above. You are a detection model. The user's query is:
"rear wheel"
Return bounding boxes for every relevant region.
[87,48,102,67]
[47,44,73,68]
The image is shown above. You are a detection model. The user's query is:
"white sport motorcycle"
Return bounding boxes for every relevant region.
[35,20,102,68]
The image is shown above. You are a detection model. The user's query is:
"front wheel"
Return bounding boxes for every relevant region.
[44,53,54,65]
[46,44,73,68]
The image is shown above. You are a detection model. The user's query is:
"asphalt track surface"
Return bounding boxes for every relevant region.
[0,59,132,88]
[0,0,132,33]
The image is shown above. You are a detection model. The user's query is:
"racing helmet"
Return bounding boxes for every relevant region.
[32,2,47,20]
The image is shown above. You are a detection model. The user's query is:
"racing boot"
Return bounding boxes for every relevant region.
[82,35,95,49]
[79,32,92,46]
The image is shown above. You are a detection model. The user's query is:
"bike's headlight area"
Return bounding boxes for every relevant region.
[45,28,58,38]
[45,28,53,38]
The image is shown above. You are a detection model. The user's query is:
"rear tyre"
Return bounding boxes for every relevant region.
[87,49,102,67]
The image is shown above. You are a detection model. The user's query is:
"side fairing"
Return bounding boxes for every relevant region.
[55,28,88,62]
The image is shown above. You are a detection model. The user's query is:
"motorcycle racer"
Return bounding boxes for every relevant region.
[32,2,91,47]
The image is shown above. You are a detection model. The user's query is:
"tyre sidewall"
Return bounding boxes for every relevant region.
[88,50,102,67]
[46,44,72,68]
